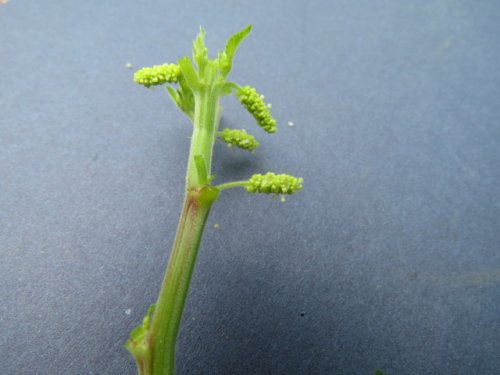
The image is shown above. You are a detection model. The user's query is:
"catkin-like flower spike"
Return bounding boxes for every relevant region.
[134,63,181,87]
[245,172,303,195]
[217,128,259,151]
[236,86,277,133]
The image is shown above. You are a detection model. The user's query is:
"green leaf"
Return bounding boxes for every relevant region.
[193,27,208,75]
[219,24,252,77]
[166,86,181,107]
[178,77,195,120]
[178,56,202,91]
[375,370,385,375]
[165,84,194,122]
[124,303,156,359]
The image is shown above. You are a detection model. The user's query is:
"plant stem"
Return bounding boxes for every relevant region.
[147,186,218,375]
[127,26,301,375]
[216,181,248,191]
[143,66,222,375]
[186,65,220,188]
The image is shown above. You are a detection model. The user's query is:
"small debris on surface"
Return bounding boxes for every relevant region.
[300,311,305,317]
[125,62,133,69]
[213,223,220,229]
[287,121,294,127]
[125,308,132,315]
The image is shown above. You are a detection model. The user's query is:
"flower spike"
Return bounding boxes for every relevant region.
[217,128,259,151]
[236,86,277,133]
[245,172,303,195]
[134,63,181,87]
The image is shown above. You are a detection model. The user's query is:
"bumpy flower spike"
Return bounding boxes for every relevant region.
[245,172,303,195]
[134,63,181,87]
[217,128,259,151]
[237,86,277,133]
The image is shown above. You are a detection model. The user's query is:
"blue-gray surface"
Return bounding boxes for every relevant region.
[1,0,499,374]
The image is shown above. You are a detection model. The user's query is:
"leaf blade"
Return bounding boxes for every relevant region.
[219,24,252,77]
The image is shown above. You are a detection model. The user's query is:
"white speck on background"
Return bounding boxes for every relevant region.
[125,308,132,315]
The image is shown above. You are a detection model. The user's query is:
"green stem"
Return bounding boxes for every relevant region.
[215,180,248,191]
[148,186,219,375]
[186,66,220,188]
[142,65,222,375]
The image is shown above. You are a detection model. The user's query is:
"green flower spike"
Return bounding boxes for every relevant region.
[134,63,181,87]
[217,128,259,151]
[237,86,277,133]
[245,172,303,195]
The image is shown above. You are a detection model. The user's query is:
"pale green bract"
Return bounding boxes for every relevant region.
[218,128,259,151]
[245,172,303,195]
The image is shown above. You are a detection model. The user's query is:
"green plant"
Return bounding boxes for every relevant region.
[125,26,303,375]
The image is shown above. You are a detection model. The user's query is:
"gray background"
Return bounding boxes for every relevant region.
[1,0,499,374]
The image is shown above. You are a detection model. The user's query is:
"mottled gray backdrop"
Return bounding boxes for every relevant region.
[1,0,499,374]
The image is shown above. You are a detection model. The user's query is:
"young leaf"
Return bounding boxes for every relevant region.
[124,303,156,358]
[166,86,181,108]
[178,77,195,119]
[192,27,208,75]
[219,24,252,77]
[166,84,194,121]
[178,56,202,91]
